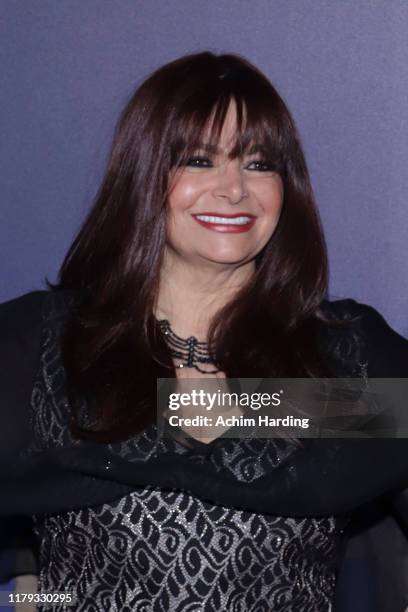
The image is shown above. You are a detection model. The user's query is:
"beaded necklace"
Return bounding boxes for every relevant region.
[158,319,220,374]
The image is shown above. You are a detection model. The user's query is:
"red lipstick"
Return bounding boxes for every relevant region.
[191,212,257,233]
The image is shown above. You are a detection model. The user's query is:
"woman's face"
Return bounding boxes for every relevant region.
[165,102,284,269]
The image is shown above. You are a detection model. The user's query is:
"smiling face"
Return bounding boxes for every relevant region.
[165,101,284,270]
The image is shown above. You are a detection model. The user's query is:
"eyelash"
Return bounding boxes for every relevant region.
[185,156,276,172]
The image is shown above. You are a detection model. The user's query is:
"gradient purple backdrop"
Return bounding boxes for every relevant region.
[1,1,407,334]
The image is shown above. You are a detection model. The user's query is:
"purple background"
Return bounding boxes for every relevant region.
[1,1,407,334]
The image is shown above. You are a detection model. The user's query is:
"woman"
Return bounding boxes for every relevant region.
[1,51,408,611]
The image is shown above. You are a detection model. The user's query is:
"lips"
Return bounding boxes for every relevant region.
[191,212,257,233]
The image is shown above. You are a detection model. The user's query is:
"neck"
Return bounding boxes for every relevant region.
[155,251,255,341]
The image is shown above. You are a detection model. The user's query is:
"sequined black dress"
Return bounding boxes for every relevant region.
[32,430,346,611]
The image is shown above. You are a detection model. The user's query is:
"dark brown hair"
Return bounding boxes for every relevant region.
[46,51,343,442]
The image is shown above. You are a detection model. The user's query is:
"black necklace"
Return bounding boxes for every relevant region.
[158,319,220,374]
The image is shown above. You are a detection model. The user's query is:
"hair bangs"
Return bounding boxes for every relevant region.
[233,94,286,174]
[169,92,231,167]
[170,88,285,177]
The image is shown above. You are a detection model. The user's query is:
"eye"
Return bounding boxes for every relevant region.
[245,159,277,172]
[185,156,213,168]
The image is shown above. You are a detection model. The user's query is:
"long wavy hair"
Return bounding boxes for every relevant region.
[46,51,344,442]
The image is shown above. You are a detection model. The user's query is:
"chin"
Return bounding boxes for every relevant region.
[199,251,253,266]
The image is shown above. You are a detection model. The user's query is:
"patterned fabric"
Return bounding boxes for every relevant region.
[30,291,350,611]
[33,484,343,612]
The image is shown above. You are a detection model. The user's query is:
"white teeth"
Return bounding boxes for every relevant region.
[194,215,253,225]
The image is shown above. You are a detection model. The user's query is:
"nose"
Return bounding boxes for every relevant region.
[212,161,248,205]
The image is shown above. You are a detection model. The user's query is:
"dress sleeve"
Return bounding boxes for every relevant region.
[0,290,50,582]
[0,290,49,462]
[310,298,408,516]
[351,300,408,529]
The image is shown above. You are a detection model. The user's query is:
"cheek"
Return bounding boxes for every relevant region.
[168,175,206,212]
[257,181,284,219]
[166,179,201,243]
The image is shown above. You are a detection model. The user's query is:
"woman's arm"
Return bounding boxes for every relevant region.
[0,290,50,583]
[0,290,49,461]
[332,300,408,611]
[349,300,408,524]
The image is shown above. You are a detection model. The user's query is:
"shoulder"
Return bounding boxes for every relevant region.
[321,296,382,322]
[0,287,81,387]
[320,297,408,377]
[0,288,81,331]
[0,289,49,324]
[0,287,83,378]
[0,289,52,356]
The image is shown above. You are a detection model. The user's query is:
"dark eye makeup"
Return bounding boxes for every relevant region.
[183,155,277,172]
[245,160,277,172]
[185,156,213,168]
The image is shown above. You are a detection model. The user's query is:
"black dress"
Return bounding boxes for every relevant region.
[1,289,408,611]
